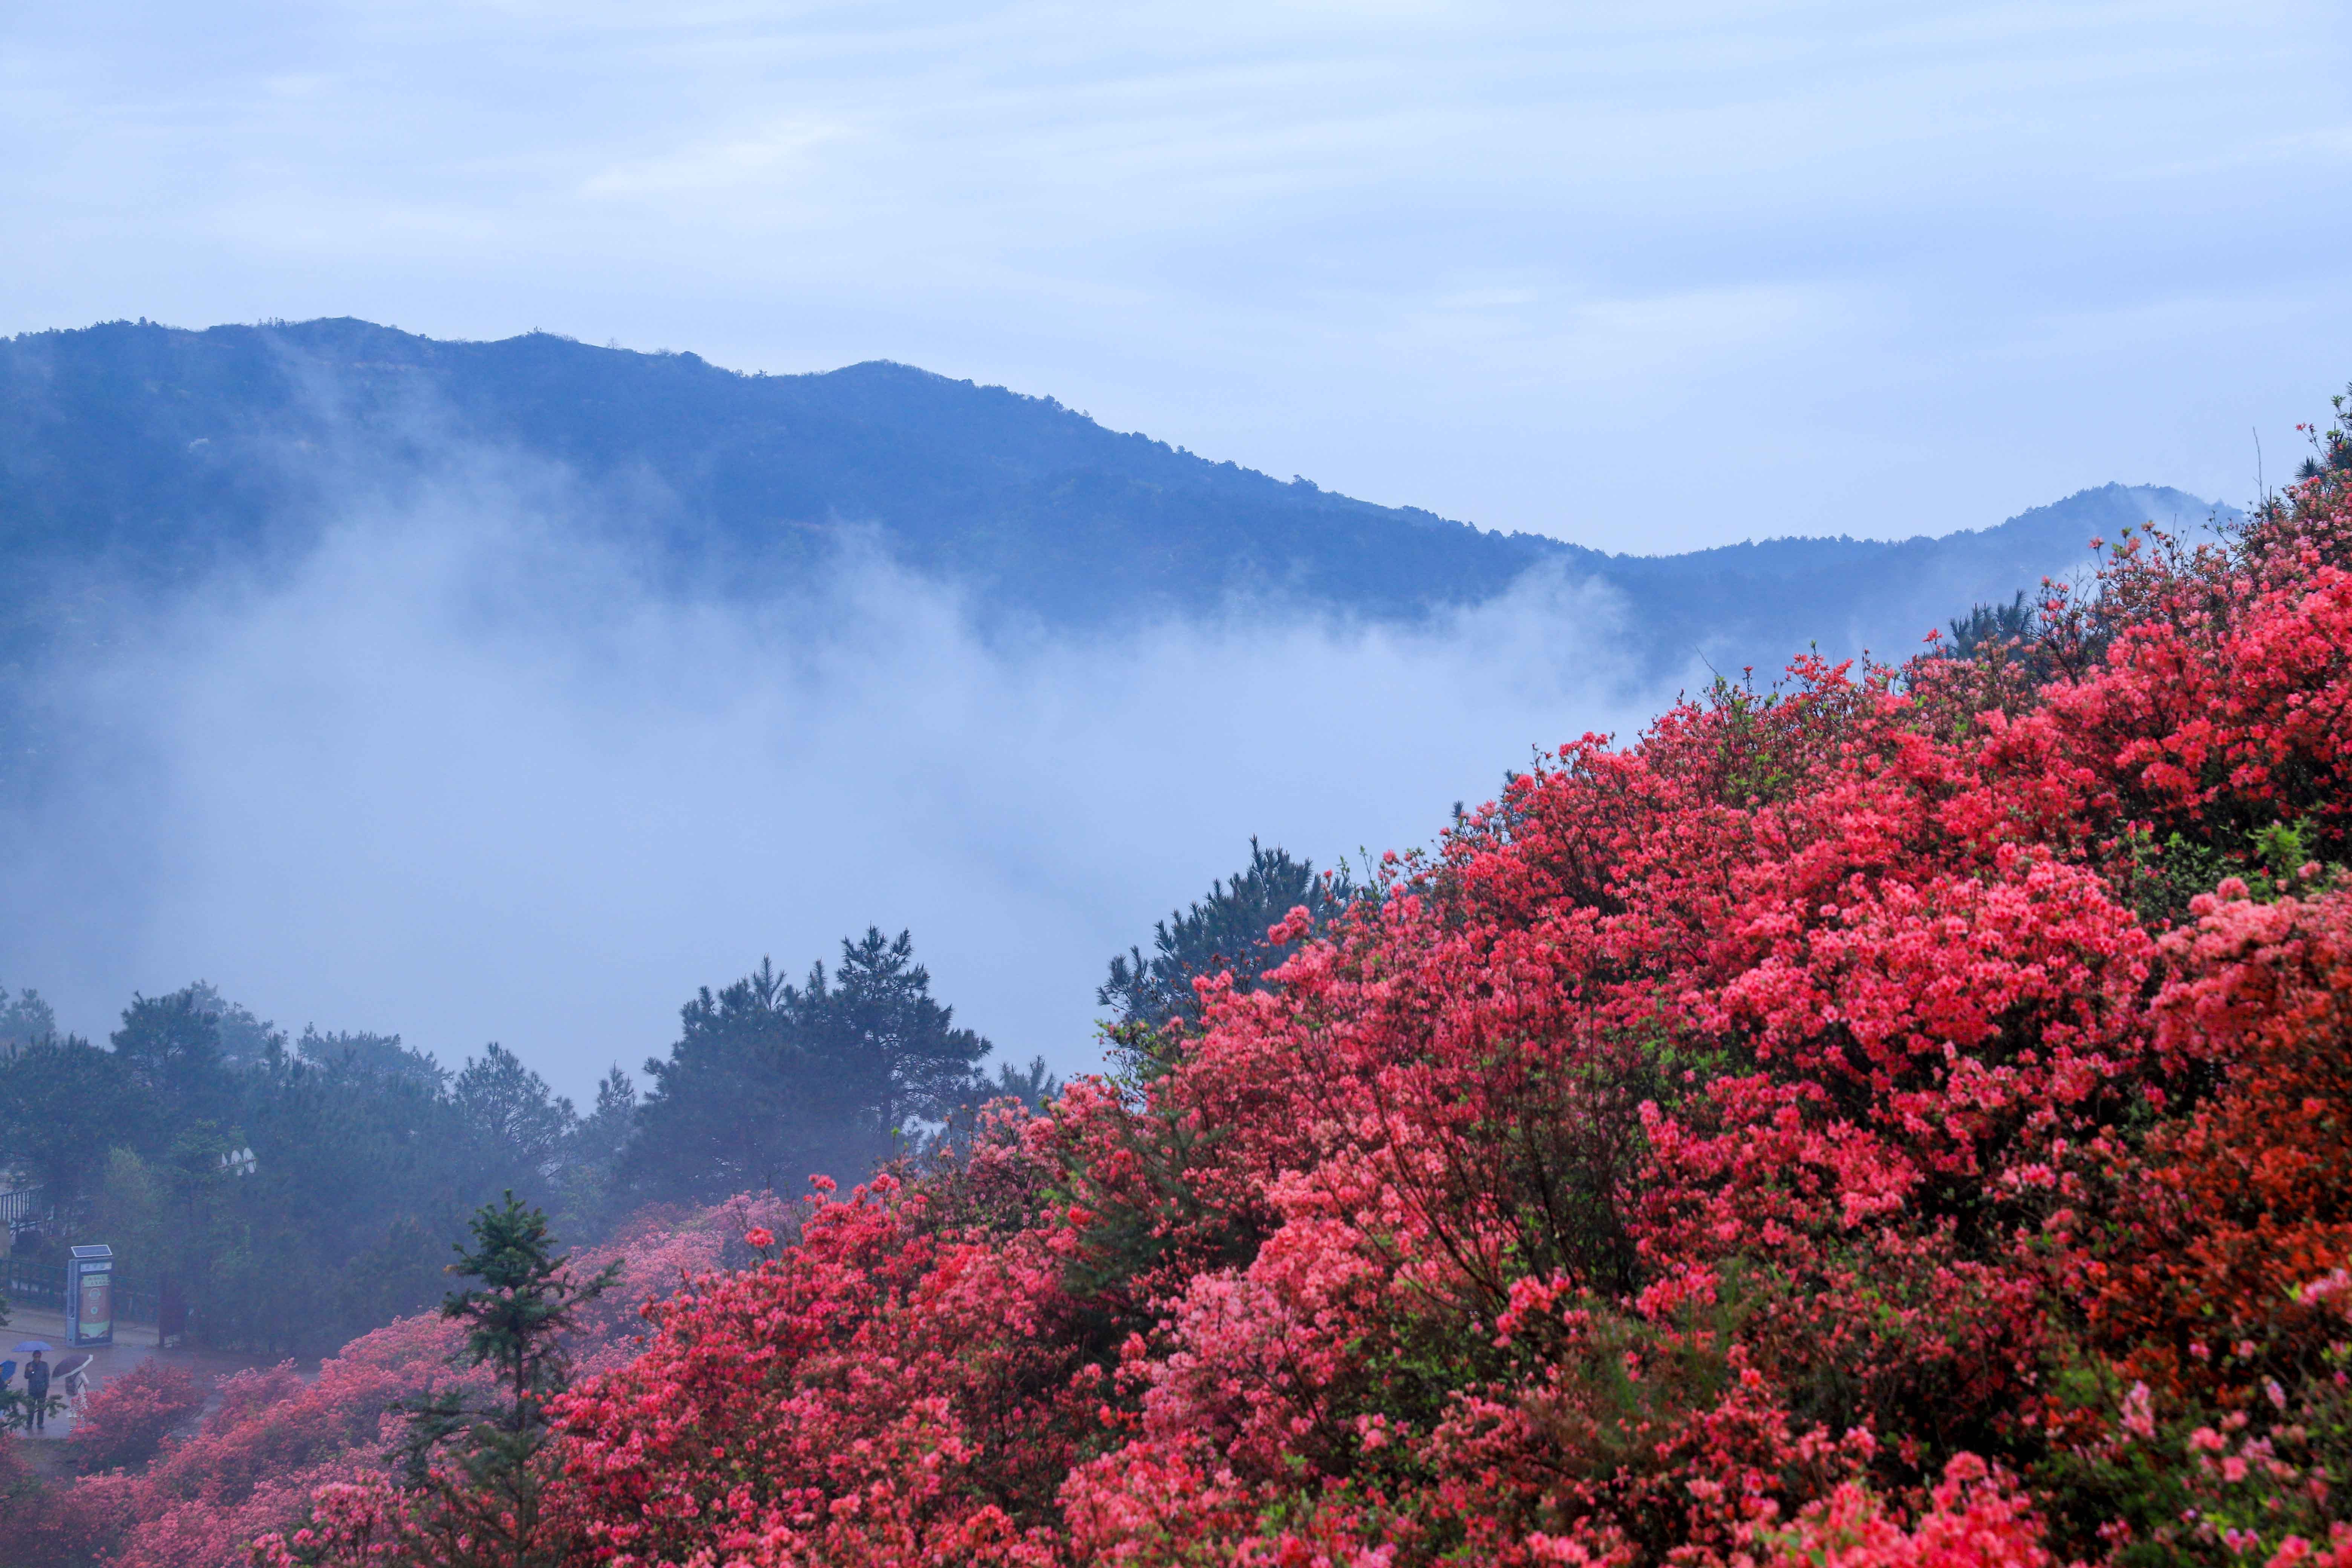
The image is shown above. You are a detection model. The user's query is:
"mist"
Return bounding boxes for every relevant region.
[0,453,1678,1100]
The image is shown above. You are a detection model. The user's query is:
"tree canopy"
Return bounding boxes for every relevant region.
[1099,838,1358,1027]
[626,929,992,1204]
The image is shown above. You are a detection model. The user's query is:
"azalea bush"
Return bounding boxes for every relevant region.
[69,1362,207,1474]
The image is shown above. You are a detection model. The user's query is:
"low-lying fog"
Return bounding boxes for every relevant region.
[0,458,1683,1098]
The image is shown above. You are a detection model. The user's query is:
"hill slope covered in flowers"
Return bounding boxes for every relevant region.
[18,410,2352,1568]
[527,427,2352,1568]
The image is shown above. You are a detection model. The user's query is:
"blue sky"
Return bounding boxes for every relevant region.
[6,1,2349,551]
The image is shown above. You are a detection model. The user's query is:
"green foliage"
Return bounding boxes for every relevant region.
[2032,1335,2352,1568]
[0,1032,146,1199]
[0,977,626,1357]
[2125,828,2240,926]
[549,1066,638,1237]
[1099,839,1357,1027]
[0,1388,60,1434]
[111,990,236,1122]
[435,1195,617,1437]
[87,1147,171,1270]
[1948,589,2038,658]
[0,943,1003,1357]
[985,1054,1061,1111]
[2123,819,2339,928]
[0,984,55,1051]
[1704,677,1802,805]
[1697,666,1879,808]
[626,929,994,1204]
[195,1035,590,1354]
[2250,819,2321,891]
[2294,382,2352,482]
[178,980,288,1070]
[294,1026,446,1092]
[389,1197,616,1568]
[452,1044,576,1191]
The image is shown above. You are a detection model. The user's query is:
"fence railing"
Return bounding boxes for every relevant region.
[0,1187,47,1237]
[0,1257,161,1326]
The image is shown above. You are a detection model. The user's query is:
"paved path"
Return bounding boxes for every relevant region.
[5,1308,282,1446]
[6,1307,163,1441]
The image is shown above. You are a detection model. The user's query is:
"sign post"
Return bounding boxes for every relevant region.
[66,1245,113,1348]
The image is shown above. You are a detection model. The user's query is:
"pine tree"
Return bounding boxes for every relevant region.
[110,989,234,1115]
[452,1044,579,1201]
[1099,839,1357,1027]
[626,931,992,1202]
[392,1195,617,1568]
[811,927,992,1137]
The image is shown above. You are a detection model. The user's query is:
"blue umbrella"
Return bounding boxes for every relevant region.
[12,1341,51,1354]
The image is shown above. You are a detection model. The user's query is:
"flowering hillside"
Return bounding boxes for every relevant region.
[0,1197,793,1568]
[519,441,2352,1567]
[26,418,2352,1568]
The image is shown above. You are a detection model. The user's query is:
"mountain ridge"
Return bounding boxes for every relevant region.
[0,317,2230,677]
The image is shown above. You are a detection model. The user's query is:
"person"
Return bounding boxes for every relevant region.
[55,1355,91,1420]
[22,1350,49,1430]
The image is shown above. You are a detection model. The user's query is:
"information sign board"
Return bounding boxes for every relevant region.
[66,1244,113,1347]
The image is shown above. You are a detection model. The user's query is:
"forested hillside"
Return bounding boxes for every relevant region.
[0,318,2219,680]
[0,925,1076,1357]
[0,836,1337,1361]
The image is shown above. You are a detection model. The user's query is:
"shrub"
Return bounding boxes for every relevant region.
[69,1360,204,1473]
[14,1194,761,1568]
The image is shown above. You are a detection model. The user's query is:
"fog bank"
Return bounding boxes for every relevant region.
[0,472,1680,1098]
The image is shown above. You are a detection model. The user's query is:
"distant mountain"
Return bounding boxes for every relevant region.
[1592,483,2226,675]
[0,317,2228,684]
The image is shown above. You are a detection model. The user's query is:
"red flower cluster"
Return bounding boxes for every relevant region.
[69,1361,207,1475]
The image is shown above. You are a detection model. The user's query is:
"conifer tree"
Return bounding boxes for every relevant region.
[626,929,992,1202]
[390,1194,617,1568]
[1099,838,1357,1027]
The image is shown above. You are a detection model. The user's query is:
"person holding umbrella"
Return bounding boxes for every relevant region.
[17,1344,50,1431]
[54,1353,92,1419]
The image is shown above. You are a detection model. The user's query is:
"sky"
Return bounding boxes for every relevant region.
[5,0,2350,554]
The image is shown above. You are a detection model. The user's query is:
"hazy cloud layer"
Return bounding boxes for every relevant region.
[0,473,1675,1097]
[3,2,2347,550]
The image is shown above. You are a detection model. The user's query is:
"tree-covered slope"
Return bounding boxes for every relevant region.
[0,317,1559,619]
[0,317,2227,676]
